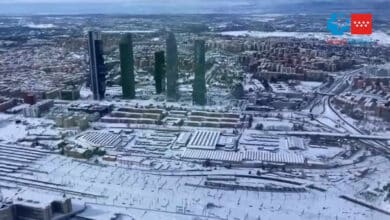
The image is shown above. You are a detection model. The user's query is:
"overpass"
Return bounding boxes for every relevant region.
[314,91,335,96]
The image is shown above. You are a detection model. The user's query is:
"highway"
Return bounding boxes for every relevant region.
[308,66,390,153]
[277,131,390,141]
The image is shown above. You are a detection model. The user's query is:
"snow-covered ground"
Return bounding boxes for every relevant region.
[220,31,390,45]
[24,23,57,29]
[0,113,57,143]
[0,98,389,219]
[296,81,323,93]
[2,153,389,220]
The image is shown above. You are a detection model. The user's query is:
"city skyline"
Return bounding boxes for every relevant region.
[0,4,389,220]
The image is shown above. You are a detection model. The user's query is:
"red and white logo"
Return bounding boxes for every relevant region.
[351,14,372,35]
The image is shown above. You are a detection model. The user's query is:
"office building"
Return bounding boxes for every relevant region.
[119,34,136,99]
[154,51,165,94]
[166,33,179,101]
[193,39,207,105]
[88,31,107,100]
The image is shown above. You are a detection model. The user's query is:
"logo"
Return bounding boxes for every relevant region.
[326,38,377,46]
[351,14,372,35]
[327,13,372,36]
[326,13,375,46]
[327,13,350,35]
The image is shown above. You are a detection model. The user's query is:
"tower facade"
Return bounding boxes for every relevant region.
[166,33,179,101]
[154,51,165,94]
[193,39,207,105]
[88,31,106,100]
[119,34,136,99]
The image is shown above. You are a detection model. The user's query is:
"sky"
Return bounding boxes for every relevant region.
[0,0,268,3]
[0,0,369,5]
[0,0,248,3]
[0,0,256,15]
[0,0,387,4]
[0,0,388,15]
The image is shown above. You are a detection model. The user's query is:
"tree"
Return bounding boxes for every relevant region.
[255,123,264,130]
[57,141,66,149]
[262,79,270,90]
[232,83,245,99]
[82,150,93,159]
[202,159,211,167]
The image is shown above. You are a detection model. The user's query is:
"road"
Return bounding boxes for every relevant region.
[308,66,390,153]
[309,67,362,115]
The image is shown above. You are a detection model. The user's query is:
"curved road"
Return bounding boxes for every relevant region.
[308,66,390,153]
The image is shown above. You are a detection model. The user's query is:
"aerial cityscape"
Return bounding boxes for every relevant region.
[0,0,390,220]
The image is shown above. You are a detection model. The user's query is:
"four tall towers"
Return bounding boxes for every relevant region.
[88,31,207,105]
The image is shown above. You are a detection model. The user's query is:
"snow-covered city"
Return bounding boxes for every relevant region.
[0,1,390,220]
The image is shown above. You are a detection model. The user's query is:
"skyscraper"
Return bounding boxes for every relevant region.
[88,31,106,100]
[166,33,179,101]
[154,51,165,94]
[119,34,135,99]
[193,39,207,105]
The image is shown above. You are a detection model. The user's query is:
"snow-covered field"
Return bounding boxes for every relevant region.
[0,113,57,143]
[2,153,389,220]
[296,81,323,93]
[24,23,57,29]
[220,31,390,45]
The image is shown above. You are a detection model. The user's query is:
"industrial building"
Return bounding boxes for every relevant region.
[181,149,305,165]
[0,197,72,220]
[22,100,54,117]
[185,111,241,128]
[187,130,220,150]
[75,131,122,149]
[101,106,164,125]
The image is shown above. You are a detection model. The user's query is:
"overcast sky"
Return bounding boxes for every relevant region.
[0,0,386,5]
[0,0,387,15]
[0,0,354,3]
[0,0,239,3]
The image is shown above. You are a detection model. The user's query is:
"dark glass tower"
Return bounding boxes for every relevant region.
[154,51,165,94]
[95,40,106,100]
[166,33,179,101]
[119,34,136,99]
[193,39,207,105]
[88,31,106,100]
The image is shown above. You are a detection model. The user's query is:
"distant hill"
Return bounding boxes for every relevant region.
[272,1,390,16]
